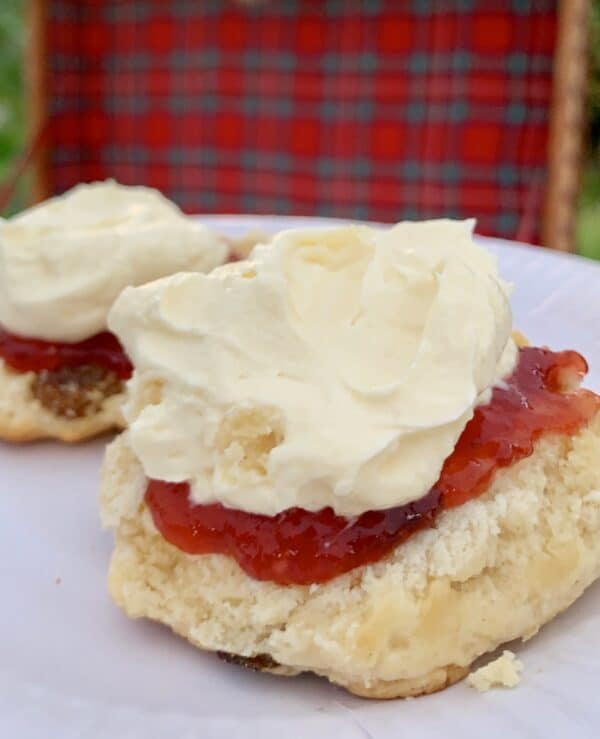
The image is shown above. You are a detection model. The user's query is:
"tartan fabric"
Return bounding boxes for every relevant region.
[46,0,557,243]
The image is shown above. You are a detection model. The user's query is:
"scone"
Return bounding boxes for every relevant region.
[0,181,228,442]
[100,221,600,698]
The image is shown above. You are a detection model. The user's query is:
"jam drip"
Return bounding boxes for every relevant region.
[145,347,600,585]
[0,328,132,379]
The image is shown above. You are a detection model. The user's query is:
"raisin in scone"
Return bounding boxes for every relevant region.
[0,181,228,442]
[100,221,600,698]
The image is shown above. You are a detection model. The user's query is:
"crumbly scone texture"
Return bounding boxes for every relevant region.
[0,360,125,442]
[100,414,600,699]
[467,650,523,692]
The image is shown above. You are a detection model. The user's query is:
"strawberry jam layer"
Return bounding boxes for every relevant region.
[0,328,132,379]
[145,347,600,585]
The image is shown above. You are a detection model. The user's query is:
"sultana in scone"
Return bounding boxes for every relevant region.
[0,359,126,443]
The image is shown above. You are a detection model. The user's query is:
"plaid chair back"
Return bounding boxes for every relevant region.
[45,0,558,243]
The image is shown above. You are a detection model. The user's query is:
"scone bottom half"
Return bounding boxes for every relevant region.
[0,330,131,442]
[100,346,600,699]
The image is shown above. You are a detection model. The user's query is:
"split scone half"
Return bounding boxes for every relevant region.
[0,181,228,442]
[0,360,128,443]
[100,221,600,698]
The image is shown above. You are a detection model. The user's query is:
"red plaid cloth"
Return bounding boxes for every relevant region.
[46,0,557,243]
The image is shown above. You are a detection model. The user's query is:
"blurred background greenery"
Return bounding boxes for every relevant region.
[578,0,600,259]
[0,0,599,258]
[0,0,25,209]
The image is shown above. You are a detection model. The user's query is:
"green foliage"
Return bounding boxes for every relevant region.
[587,0,600,153]
[577,0,600,259]
[577,168,600,260]
[0,0,26,215]
[0,0,24,176]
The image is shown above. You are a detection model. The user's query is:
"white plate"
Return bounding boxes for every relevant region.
[2,215,600,738]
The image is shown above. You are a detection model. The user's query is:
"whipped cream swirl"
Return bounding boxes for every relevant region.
[0,181,227,342]
[109,220,517,517]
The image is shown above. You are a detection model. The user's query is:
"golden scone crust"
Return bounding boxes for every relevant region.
[0,360,125,443]
[100,415,600,698]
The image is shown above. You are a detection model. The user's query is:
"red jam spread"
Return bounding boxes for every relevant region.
[145,347,600,585]
[0,328,132,379]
